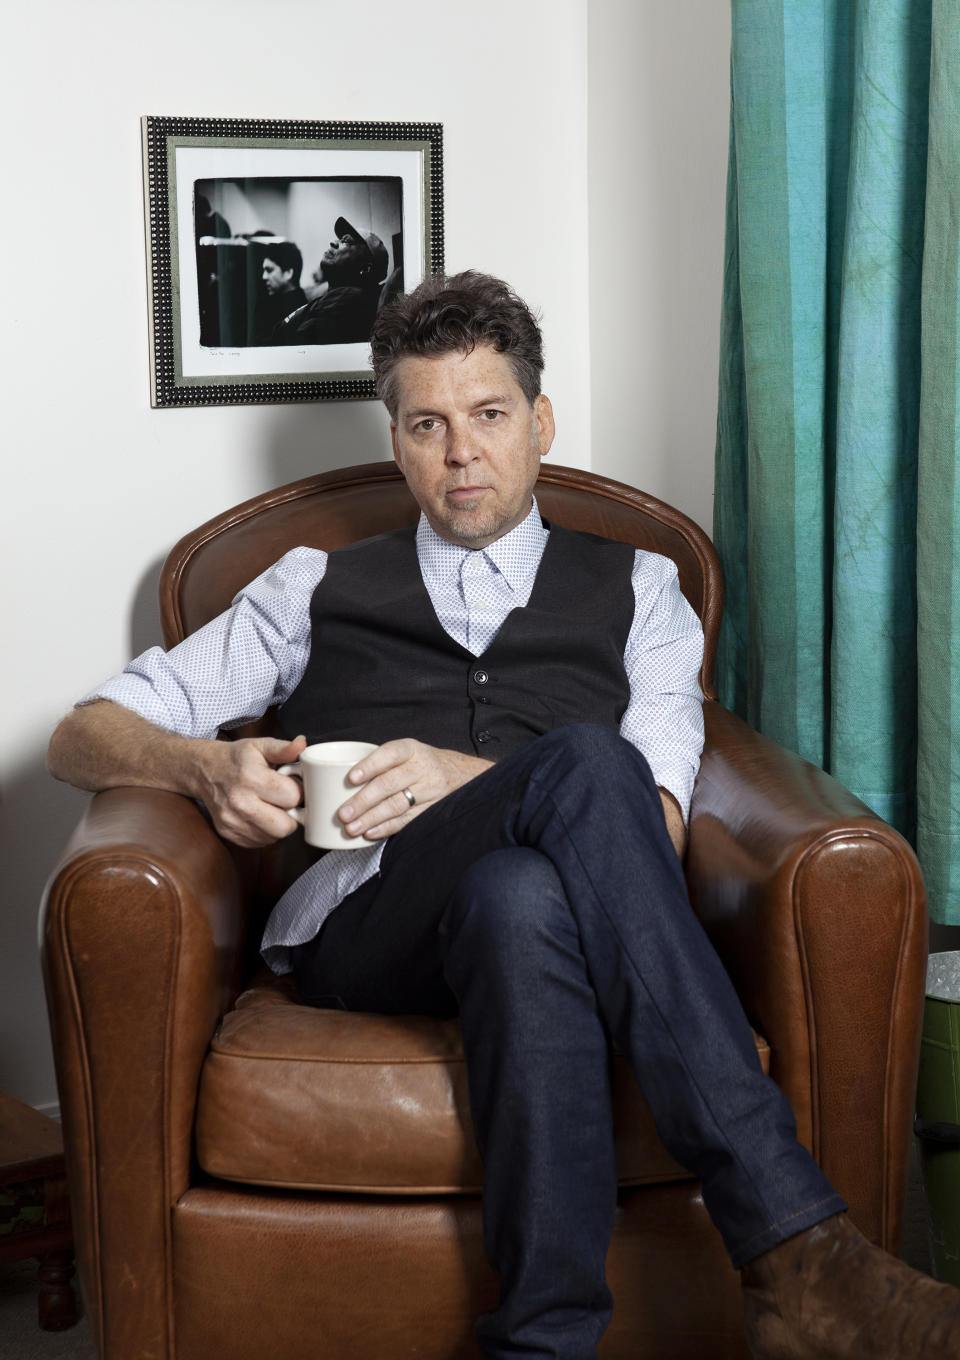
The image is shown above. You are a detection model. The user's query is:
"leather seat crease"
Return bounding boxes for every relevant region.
[196,971,772,1194]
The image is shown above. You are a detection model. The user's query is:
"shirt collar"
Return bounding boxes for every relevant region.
[416,497,549,592]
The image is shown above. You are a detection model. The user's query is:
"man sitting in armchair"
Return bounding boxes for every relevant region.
[48,270,960,1360]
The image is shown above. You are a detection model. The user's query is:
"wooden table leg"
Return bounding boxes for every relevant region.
[0,1094,78,1332]
[37,1248,78,1330]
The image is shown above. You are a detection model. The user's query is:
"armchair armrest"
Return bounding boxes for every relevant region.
[39,787,246,1359]
[687,701,927,1251]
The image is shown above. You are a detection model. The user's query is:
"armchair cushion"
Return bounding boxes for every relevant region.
[196,969,771,1194]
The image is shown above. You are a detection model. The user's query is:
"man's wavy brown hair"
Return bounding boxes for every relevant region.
[370,270,544,418]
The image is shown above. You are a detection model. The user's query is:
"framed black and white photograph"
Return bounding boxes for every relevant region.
[141,115,444,408]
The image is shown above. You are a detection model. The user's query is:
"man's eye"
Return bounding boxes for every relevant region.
[414,418,437,432]
[480,409,503,422]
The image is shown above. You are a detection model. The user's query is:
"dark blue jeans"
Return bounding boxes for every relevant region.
[293,725,845,1359]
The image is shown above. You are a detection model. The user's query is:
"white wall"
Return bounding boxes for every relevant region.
[588,0,730,533]
[1,0,728,1110]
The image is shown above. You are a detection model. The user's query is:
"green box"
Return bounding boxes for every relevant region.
[917,974,960,1286]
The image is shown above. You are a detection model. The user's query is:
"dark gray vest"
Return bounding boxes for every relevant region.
[278,522,636,759]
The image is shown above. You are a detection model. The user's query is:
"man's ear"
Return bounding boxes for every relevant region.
[534,394,556,458]
[390,422,404,473]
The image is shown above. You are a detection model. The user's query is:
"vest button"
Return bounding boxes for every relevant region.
[473,669,489,685]
[477,730,491,743]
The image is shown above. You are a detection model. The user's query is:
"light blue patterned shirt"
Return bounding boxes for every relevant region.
[87,501,705,973]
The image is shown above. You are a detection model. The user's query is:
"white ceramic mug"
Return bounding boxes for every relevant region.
[277,741,377,849]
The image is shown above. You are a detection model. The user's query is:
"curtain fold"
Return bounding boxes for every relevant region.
[918,0,960,915]
[716,0,960,921]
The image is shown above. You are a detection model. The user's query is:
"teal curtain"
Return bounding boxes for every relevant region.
[715,0,960,922]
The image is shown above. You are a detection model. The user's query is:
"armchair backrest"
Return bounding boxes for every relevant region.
[160,461,722,700]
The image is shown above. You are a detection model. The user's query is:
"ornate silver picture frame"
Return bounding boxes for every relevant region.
[141,115,444,408]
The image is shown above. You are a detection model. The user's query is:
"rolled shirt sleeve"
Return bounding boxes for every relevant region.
[82,546,327,738]
[619,551,705,822]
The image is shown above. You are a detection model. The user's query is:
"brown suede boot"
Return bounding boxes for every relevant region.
[741,1213,960,1358]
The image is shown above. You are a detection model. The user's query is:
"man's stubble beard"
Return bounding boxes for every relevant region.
[440,494,535,550]
[443,511,499,550]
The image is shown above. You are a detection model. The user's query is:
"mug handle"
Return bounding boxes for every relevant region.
[277,761,306,825]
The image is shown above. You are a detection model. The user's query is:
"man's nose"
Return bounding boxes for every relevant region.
[445,424,477,465]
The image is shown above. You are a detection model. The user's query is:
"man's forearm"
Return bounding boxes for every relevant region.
[47,699,309,849]
[46,698,208,798]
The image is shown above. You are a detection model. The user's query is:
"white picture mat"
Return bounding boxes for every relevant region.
[173,145,425,379]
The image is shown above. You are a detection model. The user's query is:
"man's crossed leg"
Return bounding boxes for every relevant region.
[294,725,960,1359]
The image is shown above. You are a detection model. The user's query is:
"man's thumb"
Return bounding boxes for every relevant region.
[260,733,307,765]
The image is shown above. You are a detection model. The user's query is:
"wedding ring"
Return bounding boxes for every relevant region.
[401,787,417,808]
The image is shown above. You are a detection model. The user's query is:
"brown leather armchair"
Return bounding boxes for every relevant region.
[40,462,928,1360]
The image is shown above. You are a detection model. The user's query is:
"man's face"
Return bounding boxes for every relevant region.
[390,345,555,550]
[262,258,294,295]
[321,233,367,283]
